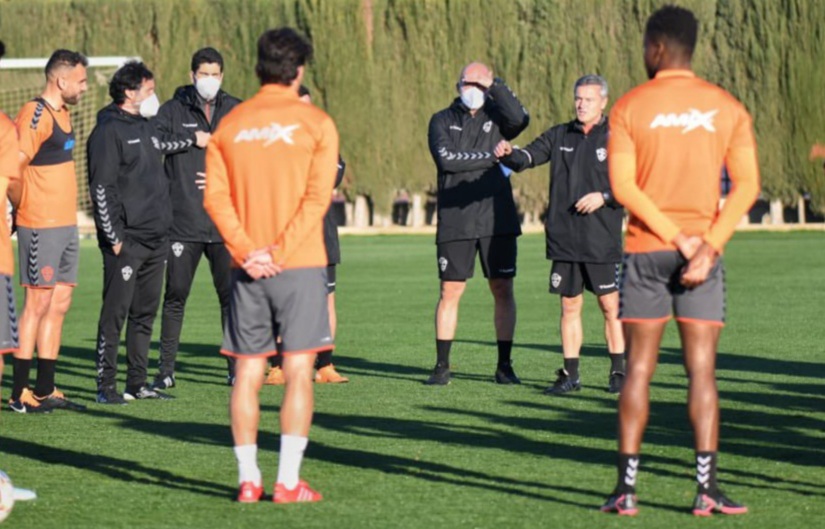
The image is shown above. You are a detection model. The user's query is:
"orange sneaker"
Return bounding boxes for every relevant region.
[237,481,263,503]
[9,388,53,414]
[264,366,285,385]
[273,480,322,504]
[315,365,349,384]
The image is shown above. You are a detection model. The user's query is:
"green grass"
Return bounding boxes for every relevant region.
[2,232,824,528]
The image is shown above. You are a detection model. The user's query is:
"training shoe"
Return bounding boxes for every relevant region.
[600,492,639,516]
[96,388,128,405]
[8,388,54,413]
[607,371,625,394]
[35,387,87,411]
[150,374,176,391]
[424,365,451,386]
[123,386,174,401]
[692,490,748,516]
[544,368,582,395]
[494,362,522,384]
[237,481,264,503]
[274,480,323,504]
[264,366,285,385]
[226,374,235,386]
[315,364,349,384]
[12,487,37,502]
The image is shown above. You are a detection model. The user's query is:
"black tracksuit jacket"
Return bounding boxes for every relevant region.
[428,81,530,243]
[87,104,173,249]
[501,117,623,263]
[155,85,241,243]
[323,157,346,265]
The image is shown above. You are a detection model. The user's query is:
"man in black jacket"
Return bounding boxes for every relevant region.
[425,62,529,385]
[88,61,180,404]
[150,48,241,390]
[496,74,625,395]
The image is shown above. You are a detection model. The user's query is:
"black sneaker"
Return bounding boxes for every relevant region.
[96,388,128,405]
[607,371,625,394]
[543,368,581,395]
[8,388,55,413]
[600,492,639,516]
[151,374,176,391]
[692,490,748,516]
[424,365,451,385]
[123,386,174,401]
[494,362,521,384]
[226,374,235,386]
[35,389,87,411]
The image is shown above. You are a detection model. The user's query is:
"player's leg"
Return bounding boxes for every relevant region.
[428,239,473,385]
[123,244,169,400]
[480,236,519,384]
[587,262,625,393]
[546,262,584,394]
[10,288,52,409]
[205,242,235,385]
[315,265,347,383]
[155,241,204,389]
[1,273,19,408]
[231,355,266,501]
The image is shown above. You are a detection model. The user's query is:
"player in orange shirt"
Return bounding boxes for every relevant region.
[7,49,88,413]
[600,6,760,516]
[204,28,338,504]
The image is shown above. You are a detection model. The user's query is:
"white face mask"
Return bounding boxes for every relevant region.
[460,86,486,110]
[195,77,222,101]
[138,93,160,118]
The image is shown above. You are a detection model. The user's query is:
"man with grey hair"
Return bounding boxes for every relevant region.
[495,74,625,394]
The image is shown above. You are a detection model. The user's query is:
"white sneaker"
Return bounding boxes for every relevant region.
[13,487,37,501]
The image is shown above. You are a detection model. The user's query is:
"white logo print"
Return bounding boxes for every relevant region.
[483,120,493,133]
[127,138,141,145]
[596,147,607,162]
[560,146,574,152]
[181,123,198,128]
[121,266,133,281]
[649,109,718,133]
[624,457,639,486]
[551,273,562,288]
[438,257,448,272]
[172,242,184,258]
[234,123,300,146]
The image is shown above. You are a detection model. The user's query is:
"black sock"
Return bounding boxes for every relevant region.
[497,340,513,367]
[435,339,452,368]
[270,354,283,368]
[696,451,719,494]
[616,453,640,494]
[12,358,32,401]
[610,352,625,373]
[563,357,580,380]
[316,350,333,369]
[34,358,57,398]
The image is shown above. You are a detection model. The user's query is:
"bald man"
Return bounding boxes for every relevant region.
[425,62,530,385]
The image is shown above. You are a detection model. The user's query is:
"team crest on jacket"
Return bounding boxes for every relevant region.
[596,148,607,162]
[438,257,448,272]
[172,242,184,258]
[121,266,133,282]
[551,273,562,289]
[483,121,493,133]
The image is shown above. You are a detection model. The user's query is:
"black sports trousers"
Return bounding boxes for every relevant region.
[95,239,166,392]
[158,241,232,376]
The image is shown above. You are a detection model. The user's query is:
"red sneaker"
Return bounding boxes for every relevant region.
[273,480,323,504]
[237,481,263,503]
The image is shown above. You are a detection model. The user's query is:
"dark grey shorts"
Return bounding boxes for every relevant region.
[0,274,18,353]
[17,226,79,287]
[619,251,725,326]
[437,236,517,281]
[221,267,333,358]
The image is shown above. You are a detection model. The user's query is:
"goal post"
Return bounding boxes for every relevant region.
[0,56,141,231]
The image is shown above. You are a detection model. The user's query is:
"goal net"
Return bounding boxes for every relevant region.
[0,57,139,230]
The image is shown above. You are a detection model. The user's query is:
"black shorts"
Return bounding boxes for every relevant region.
[437,236,517,281]
[549,261,619,297]
[326,264,336,294]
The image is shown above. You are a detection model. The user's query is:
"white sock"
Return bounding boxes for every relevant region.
[233,444,261,486]
[276,434,308,489]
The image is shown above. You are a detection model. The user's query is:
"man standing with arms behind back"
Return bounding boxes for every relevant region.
[8,49,88,413]
[425,62,529,385]
[600,5,760,516]
[205,27,338,504]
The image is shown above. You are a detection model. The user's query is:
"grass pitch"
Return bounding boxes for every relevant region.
[1,232,824,528]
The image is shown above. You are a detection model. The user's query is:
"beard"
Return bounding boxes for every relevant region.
[63,92,81,105]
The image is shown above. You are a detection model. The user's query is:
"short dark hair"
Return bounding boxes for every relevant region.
[298,85,311,97]
[645,5,698,56]
[109,61,154,105]
[255,27,312,86]
[45,49,88,79]
[191,47,224,73]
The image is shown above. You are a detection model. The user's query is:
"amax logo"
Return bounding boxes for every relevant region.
[234,123,300,146]
[649,109,718,133]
